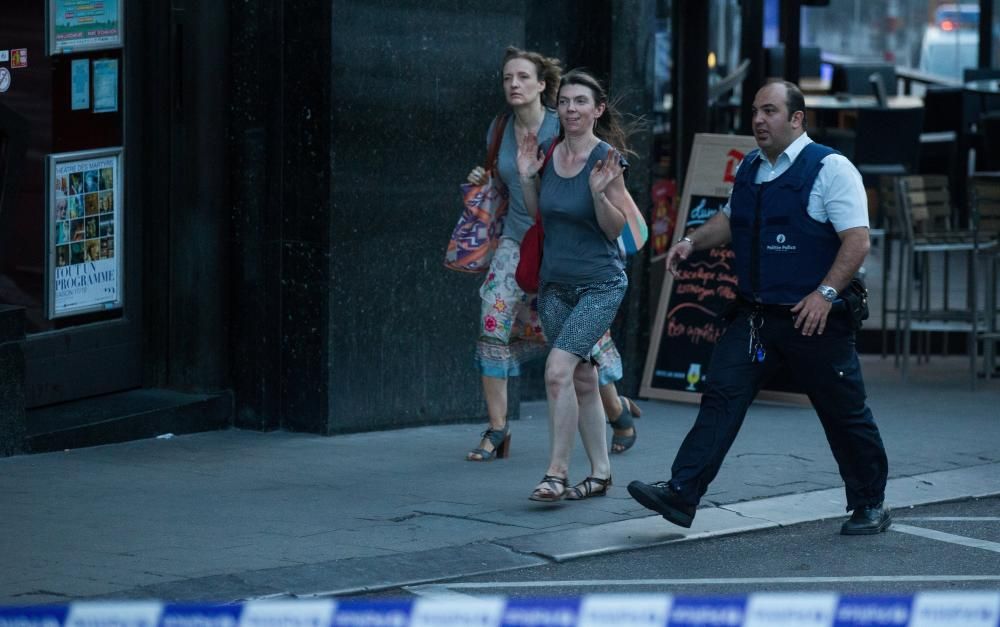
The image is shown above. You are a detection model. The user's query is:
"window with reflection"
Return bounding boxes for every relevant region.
[801,0,982,82]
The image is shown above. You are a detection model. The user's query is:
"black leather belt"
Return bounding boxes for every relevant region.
[735,295,795,316]
[735,294,846,316]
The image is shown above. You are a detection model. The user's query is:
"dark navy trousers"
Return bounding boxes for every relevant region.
[669,305,889,512]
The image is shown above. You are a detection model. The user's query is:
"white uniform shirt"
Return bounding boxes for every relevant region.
[722,133,870,232]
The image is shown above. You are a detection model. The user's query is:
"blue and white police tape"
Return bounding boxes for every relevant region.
[1,592,999,627]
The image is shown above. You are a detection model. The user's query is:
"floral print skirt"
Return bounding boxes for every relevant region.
[476,237,623,384]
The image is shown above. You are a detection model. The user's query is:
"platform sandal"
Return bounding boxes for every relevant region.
[529,474,568,502]
[465,423,510,461]
[565,475,612,500]
[609,395,641,454]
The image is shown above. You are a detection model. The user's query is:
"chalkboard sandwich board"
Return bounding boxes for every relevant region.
[640,133,809,406]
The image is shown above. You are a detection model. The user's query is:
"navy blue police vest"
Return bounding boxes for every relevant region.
[729,142,842,304]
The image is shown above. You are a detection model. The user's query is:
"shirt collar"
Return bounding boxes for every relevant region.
[754,132,813,167]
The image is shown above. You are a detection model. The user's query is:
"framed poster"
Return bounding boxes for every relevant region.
[46,147,124,318]
[48,0,123,55]
[640,133,809,406]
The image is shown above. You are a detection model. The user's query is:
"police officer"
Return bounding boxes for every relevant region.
[628,80,890,535]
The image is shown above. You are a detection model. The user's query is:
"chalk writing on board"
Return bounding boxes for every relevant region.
[651,195,732,391]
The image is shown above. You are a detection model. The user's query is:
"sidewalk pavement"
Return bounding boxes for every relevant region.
[2,355,999,605]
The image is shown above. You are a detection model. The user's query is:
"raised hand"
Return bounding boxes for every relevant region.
[516,132,545,179]
[589,147,624,195]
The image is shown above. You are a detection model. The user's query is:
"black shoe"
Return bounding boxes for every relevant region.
[627,480,696,528]
[840,503,892,535]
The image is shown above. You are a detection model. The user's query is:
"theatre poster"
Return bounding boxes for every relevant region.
[47,147,124,318]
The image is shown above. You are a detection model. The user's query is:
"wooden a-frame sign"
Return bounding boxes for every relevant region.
[640,133,809,406]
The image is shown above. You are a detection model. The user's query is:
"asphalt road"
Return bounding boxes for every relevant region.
[348,496,1000,600]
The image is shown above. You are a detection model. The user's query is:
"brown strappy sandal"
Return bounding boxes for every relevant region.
[565,476,612,500]
[529,474,568,502]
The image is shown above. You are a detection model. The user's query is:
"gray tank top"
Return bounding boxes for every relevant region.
[487,109,560,244]
[538,139,626,284]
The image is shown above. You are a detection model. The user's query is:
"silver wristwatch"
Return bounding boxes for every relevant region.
[816,285,838,302]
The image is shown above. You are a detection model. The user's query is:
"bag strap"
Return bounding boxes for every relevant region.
[531,138,561,225]
[539,137,560,174]
[485,114,509,171]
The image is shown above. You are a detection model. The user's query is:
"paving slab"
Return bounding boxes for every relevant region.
[1,356,998,604]
[495,464,1000,570]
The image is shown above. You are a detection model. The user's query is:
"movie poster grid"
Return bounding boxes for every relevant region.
[50,150,122,317]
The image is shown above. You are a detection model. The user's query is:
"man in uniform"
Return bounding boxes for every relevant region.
[628,80,890,535]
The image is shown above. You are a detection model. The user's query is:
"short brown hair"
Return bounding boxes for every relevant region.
[763,79,807,127]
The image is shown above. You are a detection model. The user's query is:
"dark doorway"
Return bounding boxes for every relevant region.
[0,1,141,407]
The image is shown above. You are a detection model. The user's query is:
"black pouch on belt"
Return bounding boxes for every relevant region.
[841,276,870,330]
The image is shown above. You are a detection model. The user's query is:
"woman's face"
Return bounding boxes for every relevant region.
[502,58,545,107]
[557,83,605,135]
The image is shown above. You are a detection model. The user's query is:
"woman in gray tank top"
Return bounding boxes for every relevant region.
[517,70,641,501]
[463,50,642,464]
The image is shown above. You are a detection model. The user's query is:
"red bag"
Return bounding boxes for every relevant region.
[515,139,560,293]
[515,213,544,293]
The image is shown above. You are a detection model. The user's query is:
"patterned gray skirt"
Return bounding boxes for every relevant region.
[537,271,628,361]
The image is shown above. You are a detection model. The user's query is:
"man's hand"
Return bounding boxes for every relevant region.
[791,291,833,336]
[664,238,694,277]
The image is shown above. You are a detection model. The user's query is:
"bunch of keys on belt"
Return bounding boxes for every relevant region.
[748,311,766,363]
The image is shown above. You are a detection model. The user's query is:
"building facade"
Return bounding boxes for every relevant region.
[0,0,654,455]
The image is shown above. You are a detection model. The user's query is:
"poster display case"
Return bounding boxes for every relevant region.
[46,147,124,318]
[48,0,123,55]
